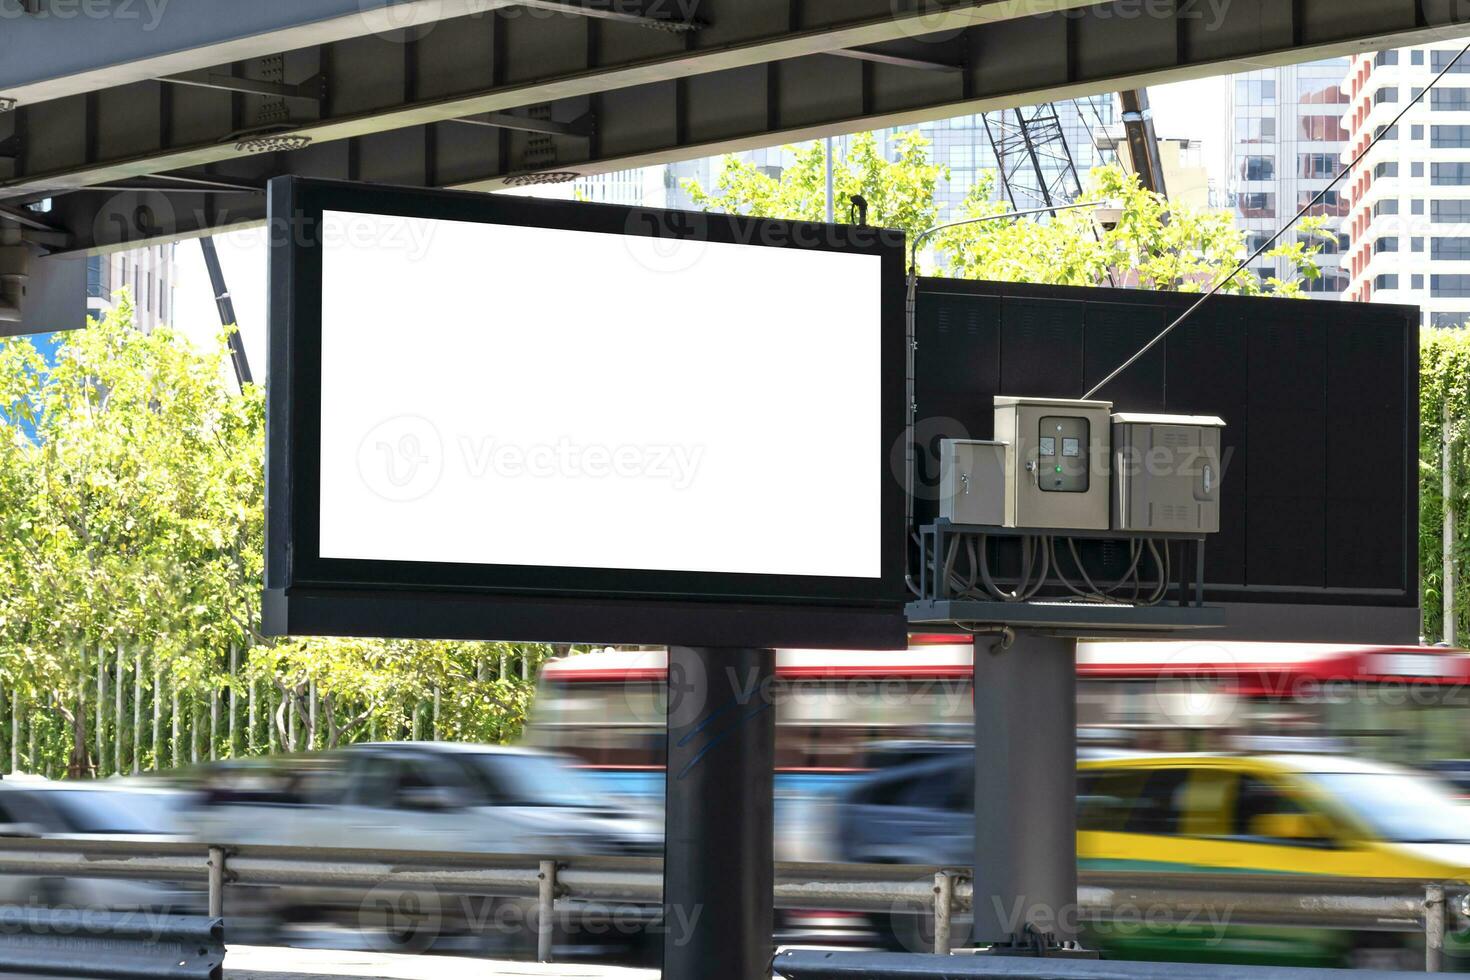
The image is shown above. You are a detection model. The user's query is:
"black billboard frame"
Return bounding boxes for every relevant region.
[262,176,909,648]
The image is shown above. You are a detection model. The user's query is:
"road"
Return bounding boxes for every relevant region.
[227,946,658,980]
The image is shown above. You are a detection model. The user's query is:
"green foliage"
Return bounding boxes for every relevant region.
[0,300,552,777]
[684,134,1327,296]
[936,165,1330,296]
[1420,329,1470,643]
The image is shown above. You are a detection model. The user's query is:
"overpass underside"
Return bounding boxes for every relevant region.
[3,0,1470,254]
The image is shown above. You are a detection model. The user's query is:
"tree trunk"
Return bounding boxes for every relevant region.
[248,677,257,755]
[114,646,125,776]
[209,690,218,762]
[153,662,162,772]
[500,649,509,679]
[171,685,181,770]
[10,687,19,774]
[1446,404,1458,645]
[432,687,441,740]
[228,644,239,759]
[191,701,200,765]
[307,680,318,751]
[132,648,142,775]
[96,646,107,775]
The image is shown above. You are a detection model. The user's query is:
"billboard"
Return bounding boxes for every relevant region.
[913,278,1420,643]
[264,178,908,648]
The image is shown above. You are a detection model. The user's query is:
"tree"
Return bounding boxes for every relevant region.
[685,134,1328,295]
[1420,329,1470,643]
[0,301,554,777]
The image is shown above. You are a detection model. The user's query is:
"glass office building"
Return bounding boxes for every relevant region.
[1225,59,1353,298]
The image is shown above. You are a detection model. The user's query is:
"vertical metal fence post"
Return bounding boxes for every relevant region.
[1426,882,1446,973]
[933,871,955,956]
[207,847,226,919]
[537,859,557,963]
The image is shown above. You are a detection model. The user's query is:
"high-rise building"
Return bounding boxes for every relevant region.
[86,243,177,332]
[1225,59,1353,298]
[569,99,1117,222]
[1343,45,1470,327]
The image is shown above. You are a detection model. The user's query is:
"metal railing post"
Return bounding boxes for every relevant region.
[933,871,956,955]
[537,859,557,963]
[207,846,226,919]
[1426,882,1446,973]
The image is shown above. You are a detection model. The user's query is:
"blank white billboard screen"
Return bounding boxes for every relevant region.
[316,209,884,579]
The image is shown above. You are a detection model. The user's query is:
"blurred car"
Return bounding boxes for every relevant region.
[0,776,202,913]
[184,742,661,952]
[1075,754,1470,968]
[835,752,1470,967]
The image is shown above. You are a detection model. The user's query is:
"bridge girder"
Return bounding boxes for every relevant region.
[3,0,1469,254]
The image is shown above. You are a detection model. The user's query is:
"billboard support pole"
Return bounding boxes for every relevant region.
[972,629,1081,951]
[663,645,776,980]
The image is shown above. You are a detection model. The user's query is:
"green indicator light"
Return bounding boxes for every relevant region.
[1055,465,1062,473]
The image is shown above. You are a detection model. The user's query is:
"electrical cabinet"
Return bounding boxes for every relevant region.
[1111,413,1226,533]
[939,440,1006,526]
[994,396,1112,530]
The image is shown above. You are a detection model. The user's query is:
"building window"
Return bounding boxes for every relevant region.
[1432,274,1470,296]
[1245,232,1274,252]
[1298,77,1349,105]
[1235,79,1277,104]
[1302,153,1338,178]
[1414,124,1426,140]
[1375,275,1400,290]
[1433,199,1470,222]
[1413,237,1426,252]
[1300,189,1348,217]
[1375,50,1400,67]
[1413,162,1426,177]
[1375,87,1400,106]
[1303,116,1351,141]
[1433,162,1470,184]
[1432,237,1470,259]
[1317,233,1350,255]
[1236,117,1276,143]
[1414,199,1426,215]
[1303,270,1349,293]
[1431,312,1470,327]
[1374,199,1401,217]
[1376,236,1400,253]
[1414,275,1425,290]
[1241,155,1275,180]
[1238,192,1276,218]
[1413,50,1426,66]
[1374,161,1399,180]
[1433,50,1470,73]
[1432,125,1470,147]
[1431,88,1470,110]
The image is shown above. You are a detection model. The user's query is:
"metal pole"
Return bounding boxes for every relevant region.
[933,871,956,956]
[825,136,835,223]
[208,846,226,919]
[537,859,557,963]
[1426,882,1445,973]
[663,646,776,980]
[199,236,253,387]
[972,631,1079,946]
[1445,404,1457,646]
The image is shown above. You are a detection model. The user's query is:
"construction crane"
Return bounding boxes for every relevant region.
[979,88,1168,209]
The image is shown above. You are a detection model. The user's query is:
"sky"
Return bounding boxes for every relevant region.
[169,76,1230,380]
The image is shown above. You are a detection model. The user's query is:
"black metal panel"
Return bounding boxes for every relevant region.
[913,278,1419,618]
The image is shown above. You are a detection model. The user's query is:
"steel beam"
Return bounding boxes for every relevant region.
[0,0,496,106]
[11,0,1470,253]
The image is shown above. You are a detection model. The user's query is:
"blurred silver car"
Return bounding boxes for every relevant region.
[0,776,202,913]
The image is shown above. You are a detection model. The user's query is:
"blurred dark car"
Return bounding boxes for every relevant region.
[835,752,972,867]
[0,776,202,912]
[184,742,661,954]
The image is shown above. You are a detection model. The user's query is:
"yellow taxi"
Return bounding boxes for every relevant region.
[1077,753,1470,968]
